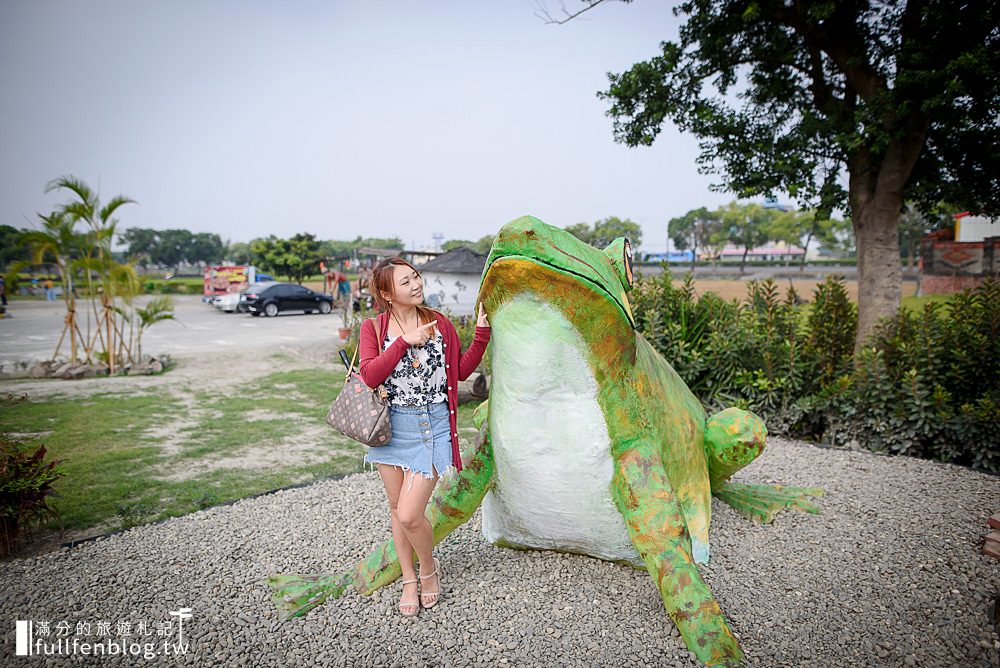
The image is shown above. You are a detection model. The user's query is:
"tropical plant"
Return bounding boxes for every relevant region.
[0,411,65,557]
[133,296,176,364]
[15,175,175,373]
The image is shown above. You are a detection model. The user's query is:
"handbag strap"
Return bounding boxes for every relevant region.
[344,317,379,382]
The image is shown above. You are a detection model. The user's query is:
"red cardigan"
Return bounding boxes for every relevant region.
[358,309,491,473]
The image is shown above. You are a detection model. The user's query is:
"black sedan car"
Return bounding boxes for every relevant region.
[241,283,334,317]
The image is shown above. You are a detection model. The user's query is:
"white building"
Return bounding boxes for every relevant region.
[955,213,1000,242]
[417,246,487,317]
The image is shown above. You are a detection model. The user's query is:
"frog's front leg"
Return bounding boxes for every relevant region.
[267,414,494,618]
[611,436,743,667]
[705,407,823,523]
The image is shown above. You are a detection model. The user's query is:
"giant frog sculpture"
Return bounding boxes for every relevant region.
[268,216,822,666]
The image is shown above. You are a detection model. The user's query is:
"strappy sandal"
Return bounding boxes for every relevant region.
[419,557,442,609]
[398,577,419,617]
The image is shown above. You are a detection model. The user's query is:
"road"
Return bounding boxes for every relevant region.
[0,295,350,365]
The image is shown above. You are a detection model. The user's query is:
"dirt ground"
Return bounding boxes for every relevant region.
[1,335,340,400]
[0,334,348,560]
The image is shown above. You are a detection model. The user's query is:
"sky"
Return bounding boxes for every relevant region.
[0,0,747,254]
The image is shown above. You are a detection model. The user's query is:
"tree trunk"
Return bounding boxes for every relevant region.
[799,232,814,272]
[850,177,904,358]
[457,372,489,404]
[848,115,927,358]
[740,248,749,274]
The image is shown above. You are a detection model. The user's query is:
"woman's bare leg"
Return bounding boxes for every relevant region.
[376,464,419,612]
[395,467,441,600]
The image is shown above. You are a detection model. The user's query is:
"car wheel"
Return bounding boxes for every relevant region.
[319,301,332,314]
[264,302,279,317]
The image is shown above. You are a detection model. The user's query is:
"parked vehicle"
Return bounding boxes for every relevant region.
[214,281,274,312]
[202,265,273,303]
[241,283,334,317]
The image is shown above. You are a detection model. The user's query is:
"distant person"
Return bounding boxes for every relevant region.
[44,278,56,301]
[0,276,7,307]
[338,273,352,310]
[329,268,345,300]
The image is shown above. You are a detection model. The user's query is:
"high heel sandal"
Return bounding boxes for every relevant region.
[398,577,419,617]
[419,557,442,609]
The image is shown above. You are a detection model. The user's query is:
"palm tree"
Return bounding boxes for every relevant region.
[45,176,136,374]
[16,175,174,375]
[13,211,85,362]
[133,296,175,364]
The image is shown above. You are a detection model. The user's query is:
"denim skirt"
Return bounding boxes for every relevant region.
[364,399,453,491]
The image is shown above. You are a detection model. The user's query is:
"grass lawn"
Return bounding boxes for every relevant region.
[900,293,956,312]
[794,291,956,325]
[1,368,483,542]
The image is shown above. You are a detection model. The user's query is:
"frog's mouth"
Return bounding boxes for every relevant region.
[482,253,634,329]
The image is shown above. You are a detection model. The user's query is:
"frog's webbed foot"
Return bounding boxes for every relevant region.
[705,407,823,524]
[713,481,823,524]
[266,413,495,618]
[266,572,354,620]
[611,437,743,667]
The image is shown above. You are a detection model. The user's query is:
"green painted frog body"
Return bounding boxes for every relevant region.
[267,216,822,667]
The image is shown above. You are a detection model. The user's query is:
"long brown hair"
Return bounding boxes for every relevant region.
[370,257,438,331]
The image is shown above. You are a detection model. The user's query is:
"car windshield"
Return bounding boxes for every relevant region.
[251,284,285,294]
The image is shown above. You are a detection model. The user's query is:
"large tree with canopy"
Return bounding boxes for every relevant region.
[567,0,1000,353]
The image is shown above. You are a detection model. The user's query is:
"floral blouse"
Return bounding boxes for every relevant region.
[383,330,448,406]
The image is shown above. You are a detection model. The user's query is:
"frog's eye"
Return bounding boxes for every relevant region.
[623,239,634,286]
[604,237,634,292]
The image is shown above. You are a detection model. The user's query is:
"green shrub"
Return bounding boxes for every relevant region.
[817,279,1000,469]
[632,271,1000,473]
[632,272,745,407]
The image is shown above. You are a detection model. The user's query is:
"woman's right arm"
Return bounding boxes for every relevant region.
[358,318,410,388]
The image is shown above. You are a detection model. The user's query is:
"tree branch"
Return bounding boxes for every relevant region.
[771,1,887,103]
[803,43,854,133]
[533,0,616,25]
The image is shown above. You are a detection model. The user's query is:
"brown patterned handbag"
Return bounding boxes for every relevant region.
[325,320,392,446]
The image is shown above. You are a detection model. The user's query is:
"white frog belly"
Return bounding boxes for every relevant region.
[482,293,643,568]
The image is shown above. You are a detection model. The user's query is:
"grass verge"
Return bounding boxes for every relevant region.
[1,366,485,550]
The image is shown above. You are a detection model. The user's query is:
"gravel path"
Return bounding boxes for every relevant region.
[2,436,998,667]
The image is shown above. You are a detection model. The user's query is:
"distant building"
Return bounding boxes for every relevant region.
[355,246,442,267]
[919,213,1000,294]
[717,241,805,261]
[954,213,1000,242]
[417,246,488,317]
[762,197,794,212]
[643,251,695,263]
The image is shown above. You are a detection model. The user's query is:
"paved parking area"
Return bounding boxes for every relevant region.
[0,295,349,364]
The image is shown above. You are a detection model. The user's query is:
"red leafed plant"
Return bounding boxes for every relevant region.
[0,412,65,557]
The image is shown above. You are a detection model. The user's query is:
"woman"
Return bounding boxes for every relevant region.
[357,257,491,617]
